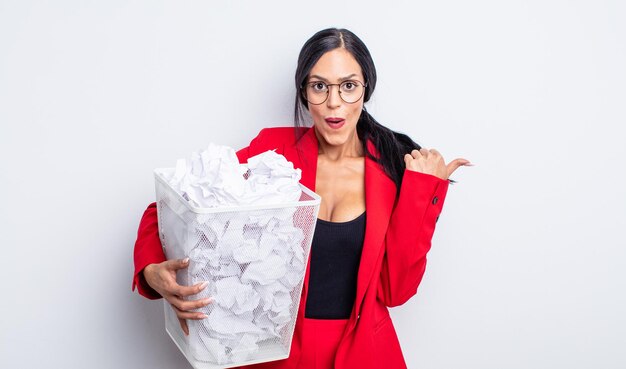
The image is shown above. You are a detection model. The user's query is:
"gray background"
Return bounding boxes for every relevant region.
[1,1,624,368]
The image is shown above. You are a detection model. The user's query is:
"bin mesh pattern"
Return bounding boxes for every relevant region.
[156,177,319,367]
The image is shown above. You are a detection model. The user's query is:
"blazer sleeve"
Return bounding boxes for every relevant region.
[377,170,450,307]
[132,203,165,299]
[131,137,260,299]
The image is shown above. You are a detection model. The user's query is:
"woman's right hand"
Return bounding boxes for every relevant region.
[143,258,212,335]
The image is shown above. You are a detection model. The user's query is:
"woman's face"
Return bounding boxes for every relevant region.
[305,48,366,151]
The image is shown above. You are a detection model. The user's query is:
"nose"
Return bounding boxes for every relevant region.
[326,85,342,108]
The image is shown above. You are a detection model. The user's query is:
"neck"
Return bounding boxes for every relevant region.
[315,129,364,161]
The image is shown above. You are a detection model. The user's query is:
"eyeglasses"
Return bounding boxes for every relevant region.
[301,80,367,105]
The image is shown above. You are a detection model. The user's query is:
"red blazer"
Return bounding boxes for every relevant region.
[133,127,449,369]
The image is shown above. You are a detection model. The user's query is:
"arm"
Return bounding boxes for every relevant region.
[378,147,469,307]
[132,203,211,323]
[377,170,449,307]
[132,203,166,299]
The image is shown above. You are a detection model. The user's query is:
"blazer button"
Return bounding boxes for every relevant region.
[432,196,439,205]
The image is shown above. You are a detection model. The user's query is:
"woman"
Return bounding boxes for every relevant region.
[133,28,469,369]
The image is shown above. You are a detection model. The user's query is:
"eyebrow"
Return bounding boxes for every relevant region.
[308,74,360,82]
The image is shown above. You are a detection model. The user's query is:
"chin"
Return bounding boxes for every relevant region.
[315,124,355,147]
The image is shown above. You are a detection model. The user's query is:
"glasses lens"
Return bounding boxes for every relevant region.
[305,82,329,105]
[339,81,365,104]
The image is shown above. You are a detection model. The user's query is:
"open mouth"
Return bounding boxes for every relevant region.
[324,118,346,128]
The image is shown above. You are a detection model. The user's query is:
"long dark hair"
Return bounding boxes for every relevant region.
[294,28,421,192]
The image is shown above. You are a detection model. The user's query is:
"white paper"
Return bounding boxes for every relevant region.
[166,144,302,208]
[164,144,310,364]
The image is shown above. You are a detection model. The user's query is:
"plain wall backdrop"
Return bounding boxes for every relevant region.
[1,1,625,368]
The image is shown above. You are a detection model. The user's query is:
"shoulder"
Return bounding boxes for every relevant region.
[237,126,312,162]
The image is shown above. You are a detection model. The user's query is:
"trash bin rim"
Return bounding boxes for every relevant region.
[154,167,321,214]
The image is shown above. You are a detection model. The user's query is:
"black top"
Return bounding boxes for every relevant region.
[304,211,366,319]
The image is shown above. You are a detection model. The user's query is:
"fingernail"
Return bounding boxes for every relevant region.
[465,162,474,166]
[199,313,208,319]
[199,281,209,290]
[182,257,189,263]
[204,297,213,304]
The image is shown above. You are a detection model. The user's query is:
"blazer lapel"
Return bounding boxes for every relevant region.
[352,151,396,319]
[284,129,396,326]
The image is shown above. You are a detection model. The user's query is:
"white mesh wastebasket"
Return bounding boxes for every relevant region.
[154,168,321,369]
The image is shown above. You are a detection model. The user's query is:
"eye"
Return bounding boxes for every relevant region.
[310,82,327,92]
[341,81,357,91]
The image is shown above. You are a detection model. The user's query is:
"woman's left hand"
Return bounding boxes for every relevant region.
[404,148,471,180]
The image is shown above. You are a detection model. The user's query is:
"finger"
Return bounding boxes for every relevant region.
[172,304,208,320]
[165,258,190,271]
[419,148,429,158]
[404,154,413,166]
[446,158,471,177]
[428,148,442,159]
[176,281,209,297]
[164,294,187,311]
[166,293,212,311]
[410,149,422,159]
[178,297,213,312]
[178,317,189,336]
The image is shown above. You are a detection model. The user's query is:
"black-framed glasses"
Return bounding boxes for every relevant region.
[301,80,367,105]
